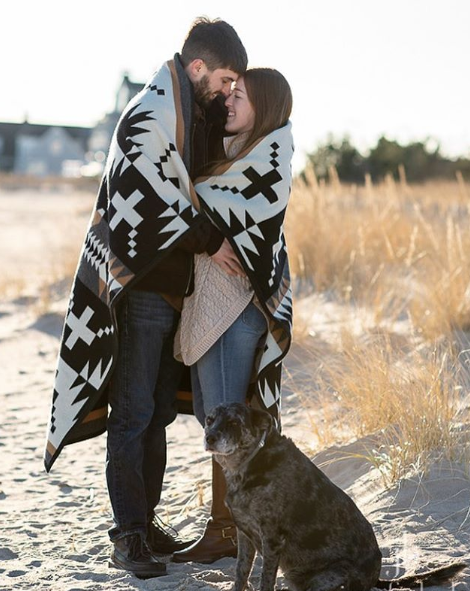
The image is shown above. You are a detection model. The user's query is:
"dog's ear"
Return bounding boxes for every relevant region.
[249,407,274,434]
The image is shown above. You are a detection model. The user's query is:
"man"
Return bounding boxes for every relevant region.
[44,17,247,579]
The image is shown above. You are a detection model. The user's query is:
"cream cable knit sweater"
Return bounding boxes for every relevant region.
[174,133,260,365]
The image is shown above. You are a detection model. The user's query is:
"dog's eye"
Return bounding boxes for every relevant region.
[205,416,214,426]
[227,420,239,428]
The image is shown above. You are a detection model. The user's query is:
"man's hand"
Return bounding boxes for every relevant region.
[211,238,246,277]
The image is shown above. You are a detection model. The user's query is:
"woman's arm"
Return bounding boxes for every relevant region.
[176,216,224,255]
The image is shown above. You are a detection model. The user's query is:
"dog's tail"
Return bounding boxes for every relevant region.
[376,562,466,589]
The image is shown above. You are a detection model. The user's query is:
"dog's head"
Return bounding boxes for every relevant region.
[204,403,273,456]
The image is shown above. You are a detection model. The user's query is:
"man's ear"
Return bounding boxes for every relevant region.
[250,407,274,433]
[187,58,206,82]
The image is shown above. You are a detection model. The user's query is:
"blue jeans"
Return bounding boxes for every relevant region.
[106,290,182,541]
[191,302,267,425]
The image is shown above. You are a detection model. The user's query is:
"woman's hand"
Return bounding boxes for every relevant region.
[211,238,246,277]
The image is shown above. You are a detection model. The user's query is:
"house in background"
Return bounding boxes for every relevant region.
[88,73,144,167]
[0,120,91,177]
[0,74,144,177]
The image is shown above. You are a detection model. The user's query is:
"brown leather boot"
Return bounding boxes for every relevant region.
[171,458,237,564]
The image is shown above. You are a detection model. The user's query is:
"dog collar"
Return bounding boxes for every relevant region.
[240,429,268,470]
[257,429,267,450]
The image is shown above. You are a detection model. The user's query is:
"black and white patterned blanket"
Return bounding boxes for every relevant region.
[44,59,294,472]
[194,124,294,419]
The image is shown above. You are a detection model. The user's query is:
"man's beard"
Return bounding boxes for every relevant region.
[193,75,215,108]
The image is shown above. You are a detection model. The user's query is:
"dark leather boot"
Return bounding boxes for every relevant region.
[110,533,167,579]
[171,458,237,564]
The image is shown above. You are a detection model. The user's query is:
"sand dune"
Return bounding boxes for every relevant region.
[0,189,468,590]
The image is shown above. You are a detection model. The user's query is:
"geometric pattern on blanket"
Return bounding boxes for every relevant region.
[44,58,294,471]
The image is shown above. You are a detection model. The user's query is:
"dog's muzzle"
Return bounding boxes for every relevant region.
[204,433,217,452]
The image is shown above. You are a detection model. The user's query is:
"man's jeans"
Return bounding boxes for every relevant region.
[191,302,267,426]
[106,290,182,541]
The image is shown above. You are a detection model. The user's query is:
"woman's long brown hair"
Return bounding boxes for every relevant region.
[237,68,293,154]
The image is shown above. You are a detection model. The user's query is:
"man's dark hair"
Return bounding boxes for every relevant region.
[181,17,248,74]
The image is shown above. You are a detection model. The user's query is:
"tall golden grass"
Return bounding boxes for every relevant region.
[286,168,470,483]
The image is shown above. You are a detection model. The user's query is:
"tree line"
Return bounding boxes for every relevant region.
[306,135,470,183]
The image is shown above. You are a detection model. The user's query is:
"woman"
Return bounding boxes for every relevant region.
[172,68,294,564]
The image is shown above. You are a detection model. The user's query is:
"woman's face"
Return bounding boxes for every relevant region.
[225,77,255,135]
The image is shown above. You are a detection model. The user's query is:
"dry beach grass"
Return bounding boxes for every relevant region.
[0,176,469,590]
[286,171,470,483]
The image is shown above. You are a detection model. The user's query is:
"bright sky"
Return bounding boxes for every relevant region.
[2,0,470,172]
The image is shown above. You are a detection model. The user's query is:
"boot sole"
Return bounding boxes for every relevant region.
[109,558,167,579]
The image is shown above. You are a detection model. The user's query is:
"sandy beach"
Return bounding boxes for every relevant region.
[0,188,468,591]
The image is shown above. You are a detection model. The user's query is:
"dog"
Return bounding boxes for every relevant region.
[204,403,465,591]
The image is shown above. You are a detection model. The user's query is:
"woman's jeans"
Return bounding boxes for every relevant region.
[191,302,267,426]
[106,290,182,542]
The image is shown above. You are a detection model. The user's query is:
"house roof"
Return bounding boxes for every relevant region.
[121,75,144,96]
[0,120,91,141]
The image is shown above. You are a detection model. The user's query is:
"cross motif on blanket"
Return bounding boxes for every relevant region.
[241,166,282,203]
[65,306,96,350]
[109,190,144,231]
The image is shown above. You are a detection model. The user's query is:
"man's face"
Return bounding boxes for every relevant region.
[194,67,238,107]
